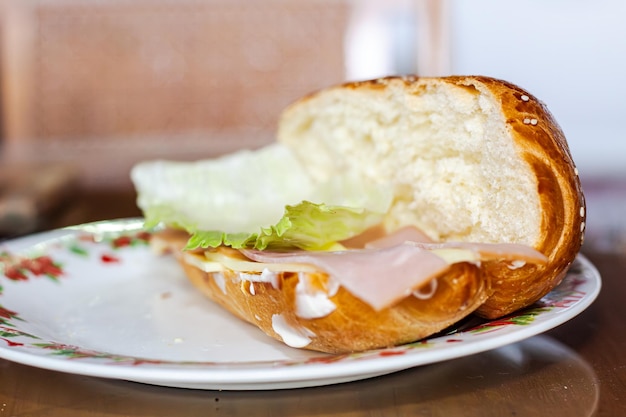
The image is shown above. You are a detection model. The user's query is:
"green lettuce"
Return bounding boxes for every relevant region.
[131,143,392,251]
[185,201,385,251]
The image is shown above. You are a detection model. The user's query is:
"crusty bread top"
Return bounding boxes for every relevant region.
[277,75,585,318]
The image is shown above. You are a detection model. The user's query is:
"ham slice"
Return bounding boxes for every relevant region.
[240,226,547,311]
[241,245,450,311]
[406,241,547,264]
[363,225,546,264]
[364,225,434,248]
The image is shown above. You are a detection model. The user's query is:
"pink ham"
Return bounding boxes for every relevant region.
[363,225,546,264]
[241,226,547,311]
[241,245,450,311]
[406,241,548,264]
[364,225,434,248]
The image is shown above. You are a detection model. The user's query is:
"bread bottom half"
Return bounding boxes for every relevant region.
[178,253,489,354]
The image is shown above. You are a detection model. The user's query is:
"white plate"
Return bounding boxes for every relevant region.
[0,219,601,390]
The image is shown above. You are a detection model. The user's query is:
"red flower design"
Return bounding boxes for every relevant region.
[78,234,97,243]
[136,231,151,242]
[128,358,167,366]
[1,337,23,347]
[112,236,133,248]
[378,350,406,357]
[3,266,28,281]
[304,354,350,365]
[21,256,63,277]
[1,254,63,280]
[35,342,104,359]
[111,232,151,249]
[0,305,18,319]
[101,254,120,263]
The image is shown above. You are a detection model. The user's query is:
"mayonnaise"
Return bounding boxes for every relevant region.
[271,314,315,348]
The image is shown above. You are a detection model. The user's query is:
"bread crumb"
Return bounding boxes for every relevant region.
[278,77,542,246]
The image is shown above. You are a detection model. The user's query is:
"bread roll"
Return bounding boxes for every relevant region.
[147,75,585,353]
[277,75,585,319]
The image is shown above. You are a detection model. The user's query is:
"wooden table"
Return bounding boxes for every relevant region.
[1,189,624,417]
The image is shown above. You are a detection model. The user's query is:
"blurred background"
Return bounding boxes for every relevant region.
[0,0,624,249]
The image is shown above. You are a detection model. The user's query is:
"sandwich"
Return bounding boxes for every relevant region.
[131,76,585,354]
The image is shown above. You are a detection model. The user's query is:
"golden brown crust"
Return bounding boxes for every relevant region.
[152,231,489,353]
[180,251,489,354]
[451,76,585,318]
[151,229,491,353]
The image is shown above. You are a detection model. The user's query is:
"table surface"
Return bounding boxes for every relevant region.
[0,189,624,417]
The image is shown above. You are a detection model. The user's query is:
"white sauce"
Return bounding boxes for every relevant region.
[213,272,227,294]
[295,282,336,319]
[412,279,438,300]
[239,268,280,289]
[271,314,314,348]
[294,273,336,319]
[507,260,527,270]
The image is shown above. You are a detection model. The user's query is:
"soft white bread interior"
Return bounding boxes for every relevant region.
[277,75,585,319]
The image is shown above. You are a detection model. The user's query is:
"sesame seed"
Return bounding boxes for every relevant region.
[580,221,586,232]
[521,94,530,101]
[530,118,538,125]
[580,206,585,217]
[523,118,531,124]
[574,167,579,176]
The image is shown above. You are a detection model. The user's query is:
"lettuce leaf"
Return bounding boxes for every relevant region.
[131,143,392,251]
[132,144,318,234]
[185,201,385,251]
